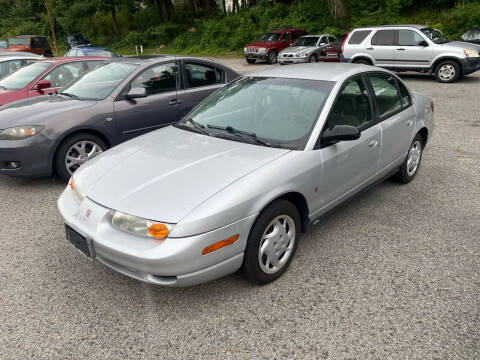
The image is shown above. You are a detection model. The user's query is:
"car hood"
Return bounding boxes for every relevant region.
[280,46,316,54]
[246,41,278,48]
[0,89,25,106]
[76,126,291,223]
[442,41,480,51]
[0,94,96,128]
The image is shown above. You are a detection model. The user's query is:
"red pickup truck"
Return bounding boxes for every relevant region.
[244,28,308,64]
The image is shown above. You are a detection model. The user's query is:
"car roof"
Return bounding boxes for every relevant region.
[0,56,39,62]
[353,24,427,30]
[9,35,47,38]
[107,55,227,66]
[248,63,388,82]
[0,51,42,57]
[38,56,109,64]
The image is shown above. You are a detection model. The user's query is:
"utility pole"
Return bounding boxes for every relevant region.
[45,0,59,56]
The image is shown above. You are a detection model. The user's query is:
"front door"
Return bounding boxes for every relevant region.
[312,75,381,213]
[369,29,397,68]
[394,29,432,69]
[114,61,182,142]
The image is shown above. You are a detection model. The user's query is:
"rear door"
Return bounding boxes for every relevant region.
[314,75,381,211]
[394,29,432,69]
[369,30,397,67]
[114,61,182,142]
[181,60,226,118]
[365,72,415,170]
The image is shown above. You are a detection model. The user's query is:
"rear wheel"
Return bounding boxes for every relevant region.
[394,134,423,183]
[435,60,460,83]
[266,50,277,64]
[354,59,370,65]
[241,200,300,285]
[54,133,106,181]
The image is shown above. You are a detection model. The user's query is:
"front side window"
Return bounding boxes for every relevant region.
[398,30,425,46]
[42,62,84,88]
[348,30,372,45]
[185,62,223,88]
[178,76,334,149]
[61,62,137,100]
[131,62,178,95]
[258,33,281,42]
[371,30,396,46]
[0,61,51,90]
[367,73,402,119]
[326,76,373,130]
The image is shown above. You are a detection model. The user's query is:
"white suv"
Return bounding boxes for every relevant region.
[341,25,480,83]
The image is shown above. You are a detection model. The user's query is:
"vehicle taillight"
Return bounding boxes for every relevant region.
[341,32,351,54]
[430,101,434,113]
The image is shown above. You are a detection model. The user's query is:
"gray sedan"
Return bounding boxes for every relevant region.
[58,63,434,287]
[278,34,336,64]
[0,55,239,180]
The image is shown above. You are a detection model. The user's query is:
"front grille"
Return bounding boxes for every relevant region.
[247,47,258,53]
[282,54,294,58]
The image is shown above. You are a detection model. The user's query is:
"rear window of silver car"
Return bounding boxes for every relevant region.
[348,30,372,44]
[184,76,335,149]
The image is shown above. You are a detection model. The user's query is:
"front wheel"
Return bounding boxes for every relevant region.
[435,60,460,83]
[241,200,300,285]
[394,134,423,183]
[54,133,107,181]
[266,50,277,64]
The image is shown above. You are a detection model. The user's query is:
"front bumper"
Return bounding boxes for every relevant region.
[0,136,52,177]
[244,52,268,60]
[461,57,480,76]
[278,56,310,64]
[58,187,257,287]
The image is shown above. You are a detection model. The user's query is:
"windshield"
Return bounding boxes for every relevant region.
[259,33,281,42]
[61,62,137,100]
[292,37,319,47]
[0,62,51,90]
[177,76,334,149]
[85,50,116,57]
[8,38,29,46]
[421,28,449,44]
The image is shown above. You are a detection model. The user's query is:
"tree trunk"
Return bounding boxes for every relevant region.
[111,8,120,35]
[232,0,240,12]
[222,0,227,14]
[327,0,345,20]
[203,0,211,17]
[164,0,175,18]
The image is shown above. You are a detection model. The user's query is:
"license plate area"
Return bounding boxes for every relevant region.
[65,225,94,260]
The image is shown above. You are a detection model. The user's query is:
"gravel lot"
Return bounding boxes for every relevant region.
[0,59,479,360]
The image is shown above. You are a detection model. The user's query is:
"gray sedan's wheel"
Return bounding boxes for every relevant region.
[241,200,300,285]
[394,134,423,183]
[55,133,106,181]
[435,60,460,83]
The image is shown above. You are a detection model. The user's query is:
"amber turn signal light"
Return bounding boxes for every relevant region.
[148,223,170,239]
[202,234,239,255]
[69,178,75,190]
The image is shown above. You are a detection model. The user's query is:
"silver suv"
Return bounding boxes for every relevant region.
[341,25,480,83]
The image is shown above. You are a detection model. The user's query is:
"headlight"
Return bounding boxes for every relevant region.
[0,126,44,140]
[110,210,174,240]
[258,47,267,53]
[243,47,247,52]
[69,177,85,202]
[464,48,479,57]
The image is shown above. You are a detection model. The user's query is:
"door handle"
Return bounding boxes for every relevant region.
[397,48,406,51]
[366,47,374,50]
[369,140,378,148]
[406,120,413,127]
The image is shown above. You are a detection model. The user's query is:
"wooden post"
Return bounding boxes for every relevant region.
[45,0,59,56]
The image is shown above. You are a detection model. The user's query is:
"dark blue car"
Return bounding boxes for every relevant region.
[65,46,120,58]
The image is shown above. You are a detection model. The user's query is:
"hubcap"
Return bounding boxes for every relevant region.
[258,215,296,274]
[439,64,455,81]
[406,140,422,176]
[65,140,103,175]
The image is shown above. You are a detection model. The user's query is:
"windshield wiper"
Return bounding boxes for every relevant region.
[59,92,82,100]
[182,118,211,136]
[206,124,271,147]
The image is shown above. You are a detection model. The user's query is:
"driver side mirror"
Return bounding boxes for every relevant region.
[322,125,360,145]
[126,87,147,99]
[320,42,326,46]
[418,40,429,47]
[34,79,51,91]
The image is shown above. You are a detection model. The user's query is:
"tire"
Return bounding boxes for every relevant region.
[394,134,423,183]
[308,54,317,63]
[54,133,107,181]
[354,59,370,65]
[266,50,277,64]
[435,60,460,83]
[246,58,255,64]
[241,200,300,285]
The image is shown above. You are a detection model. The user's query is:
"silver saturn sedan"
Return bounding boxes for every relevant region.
[58,63,434,287]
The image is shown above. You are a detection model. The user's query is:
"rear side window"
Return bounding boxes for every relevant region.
[371,30,396,46]
[185,62,224,88]
[367,73,402,119]
[396,79,412,109]
[348,30,372,45]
